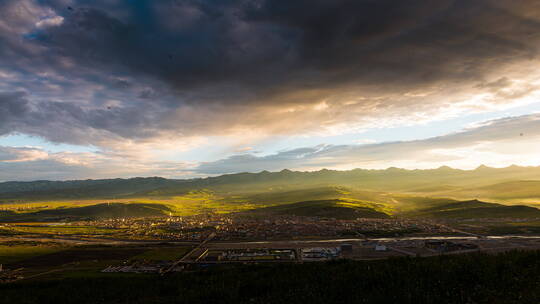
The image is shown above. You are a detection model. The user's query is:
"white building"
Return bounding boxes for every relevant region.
[375,244,387,251]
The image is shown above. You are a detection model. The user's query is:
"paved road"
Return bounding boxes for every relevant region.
[162,233,216,274]
[433,222,484,238]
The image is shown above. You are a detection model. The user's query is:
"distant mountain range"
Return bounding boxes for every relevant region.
[1,165,540,222]
[1,165,540,201]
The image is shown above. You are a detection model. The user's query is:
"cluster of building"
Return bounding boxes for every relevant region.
[200,247,347,262]
[301,247,341,261]
[210,216,452,240]
[101,261,180,274]
[0,265,23,283]
[97,238,502,275]
[424,240,478,252]
[201,248,297,262]
[80,214,227,241]
[26,213,455,241]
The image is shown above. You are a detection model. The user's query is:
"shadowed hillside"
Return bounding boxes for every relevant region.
[2,166,540,201]
[403,199,540,219]
[239,199,391,220]
[0,177,180,200]
[1,166,540,220]
[0,203,172,222]
[441,181,540,200]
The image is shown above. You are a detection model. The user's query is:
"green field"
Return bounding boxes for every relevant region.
[0,243,65,264]
[0,242,192,279]
[239,199,391,219]
[2,188,539,222]
[1,223,126,236]
[132,247,192,261]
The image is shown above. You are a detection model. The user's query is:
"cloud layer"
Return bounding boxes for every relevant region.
[1,0,540,144]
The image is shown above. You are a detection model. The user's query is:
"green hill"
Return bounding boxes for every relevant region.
[244,186,393,205]
[0,177,180,201]
[2,166,540,220]
[405,199,540,219]
[239,199,390,220]
[0,203,172,222]
[2,166,540,201]
[445,180,540,200]
[245,186,346,204]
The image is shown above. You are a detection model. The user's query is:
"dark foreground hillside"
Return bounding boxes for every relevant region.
[2,251,540,304]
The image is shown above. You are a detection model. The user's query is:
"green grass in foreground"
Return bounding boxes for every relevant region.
[0,245,65,265]
[2,250,540,303]
[132,247,192,261]
[4,224,125,235]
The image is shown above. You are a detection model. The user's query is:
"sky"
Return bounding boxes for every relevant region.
[1,0,540,181]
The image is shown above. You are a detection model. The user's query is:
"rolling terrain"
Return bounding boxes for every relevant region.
[2,165,540,200]
[238,199,390,220]
[0,203,172,222]
[1,166,540,221]
[402,199,540,219]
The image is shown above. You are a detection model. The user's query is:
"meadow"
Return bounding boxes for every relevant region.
[0,243,65,265]
[1,191,261,218]
[2,166,540,222]
[2,184,540,222]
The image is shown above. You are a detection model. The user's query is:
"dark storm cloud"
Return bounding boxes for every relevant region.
[1,0,540,144]
[0,92,30,134]
[37,0,539,92]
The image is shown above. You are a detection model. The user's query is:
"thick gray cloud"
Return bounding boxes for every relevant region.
[0,92,30,134]
[34,1,540,93]
[0,0,540,145]
[0,90,166,145]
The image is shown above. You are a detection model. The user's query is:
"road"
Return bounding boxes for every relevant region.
[0,235,200,246]
[433,222,484,238]
[162,232,215,274]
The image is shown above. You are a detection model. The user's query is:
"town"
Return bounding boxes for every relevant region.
[4,213,540,282]
[0,213,458,242]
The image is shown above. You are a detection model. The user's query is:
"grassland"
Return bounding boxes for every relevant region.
[132,247,192,261]
[0,190,261,220]
[1,166,540,221]
[0,242,192,282]
[0,187,400,221]
[1,223,126,236]
[239,199,391,219]
[0,243,66,264]
[2,184,540,221]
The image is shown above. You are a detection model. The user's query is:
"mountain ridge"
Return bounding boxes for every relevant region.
[1,165,540,202]
[2,164,537,184]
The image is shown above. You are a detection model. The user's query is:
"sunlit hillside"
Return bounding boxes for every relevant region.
[2,166,540,221]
